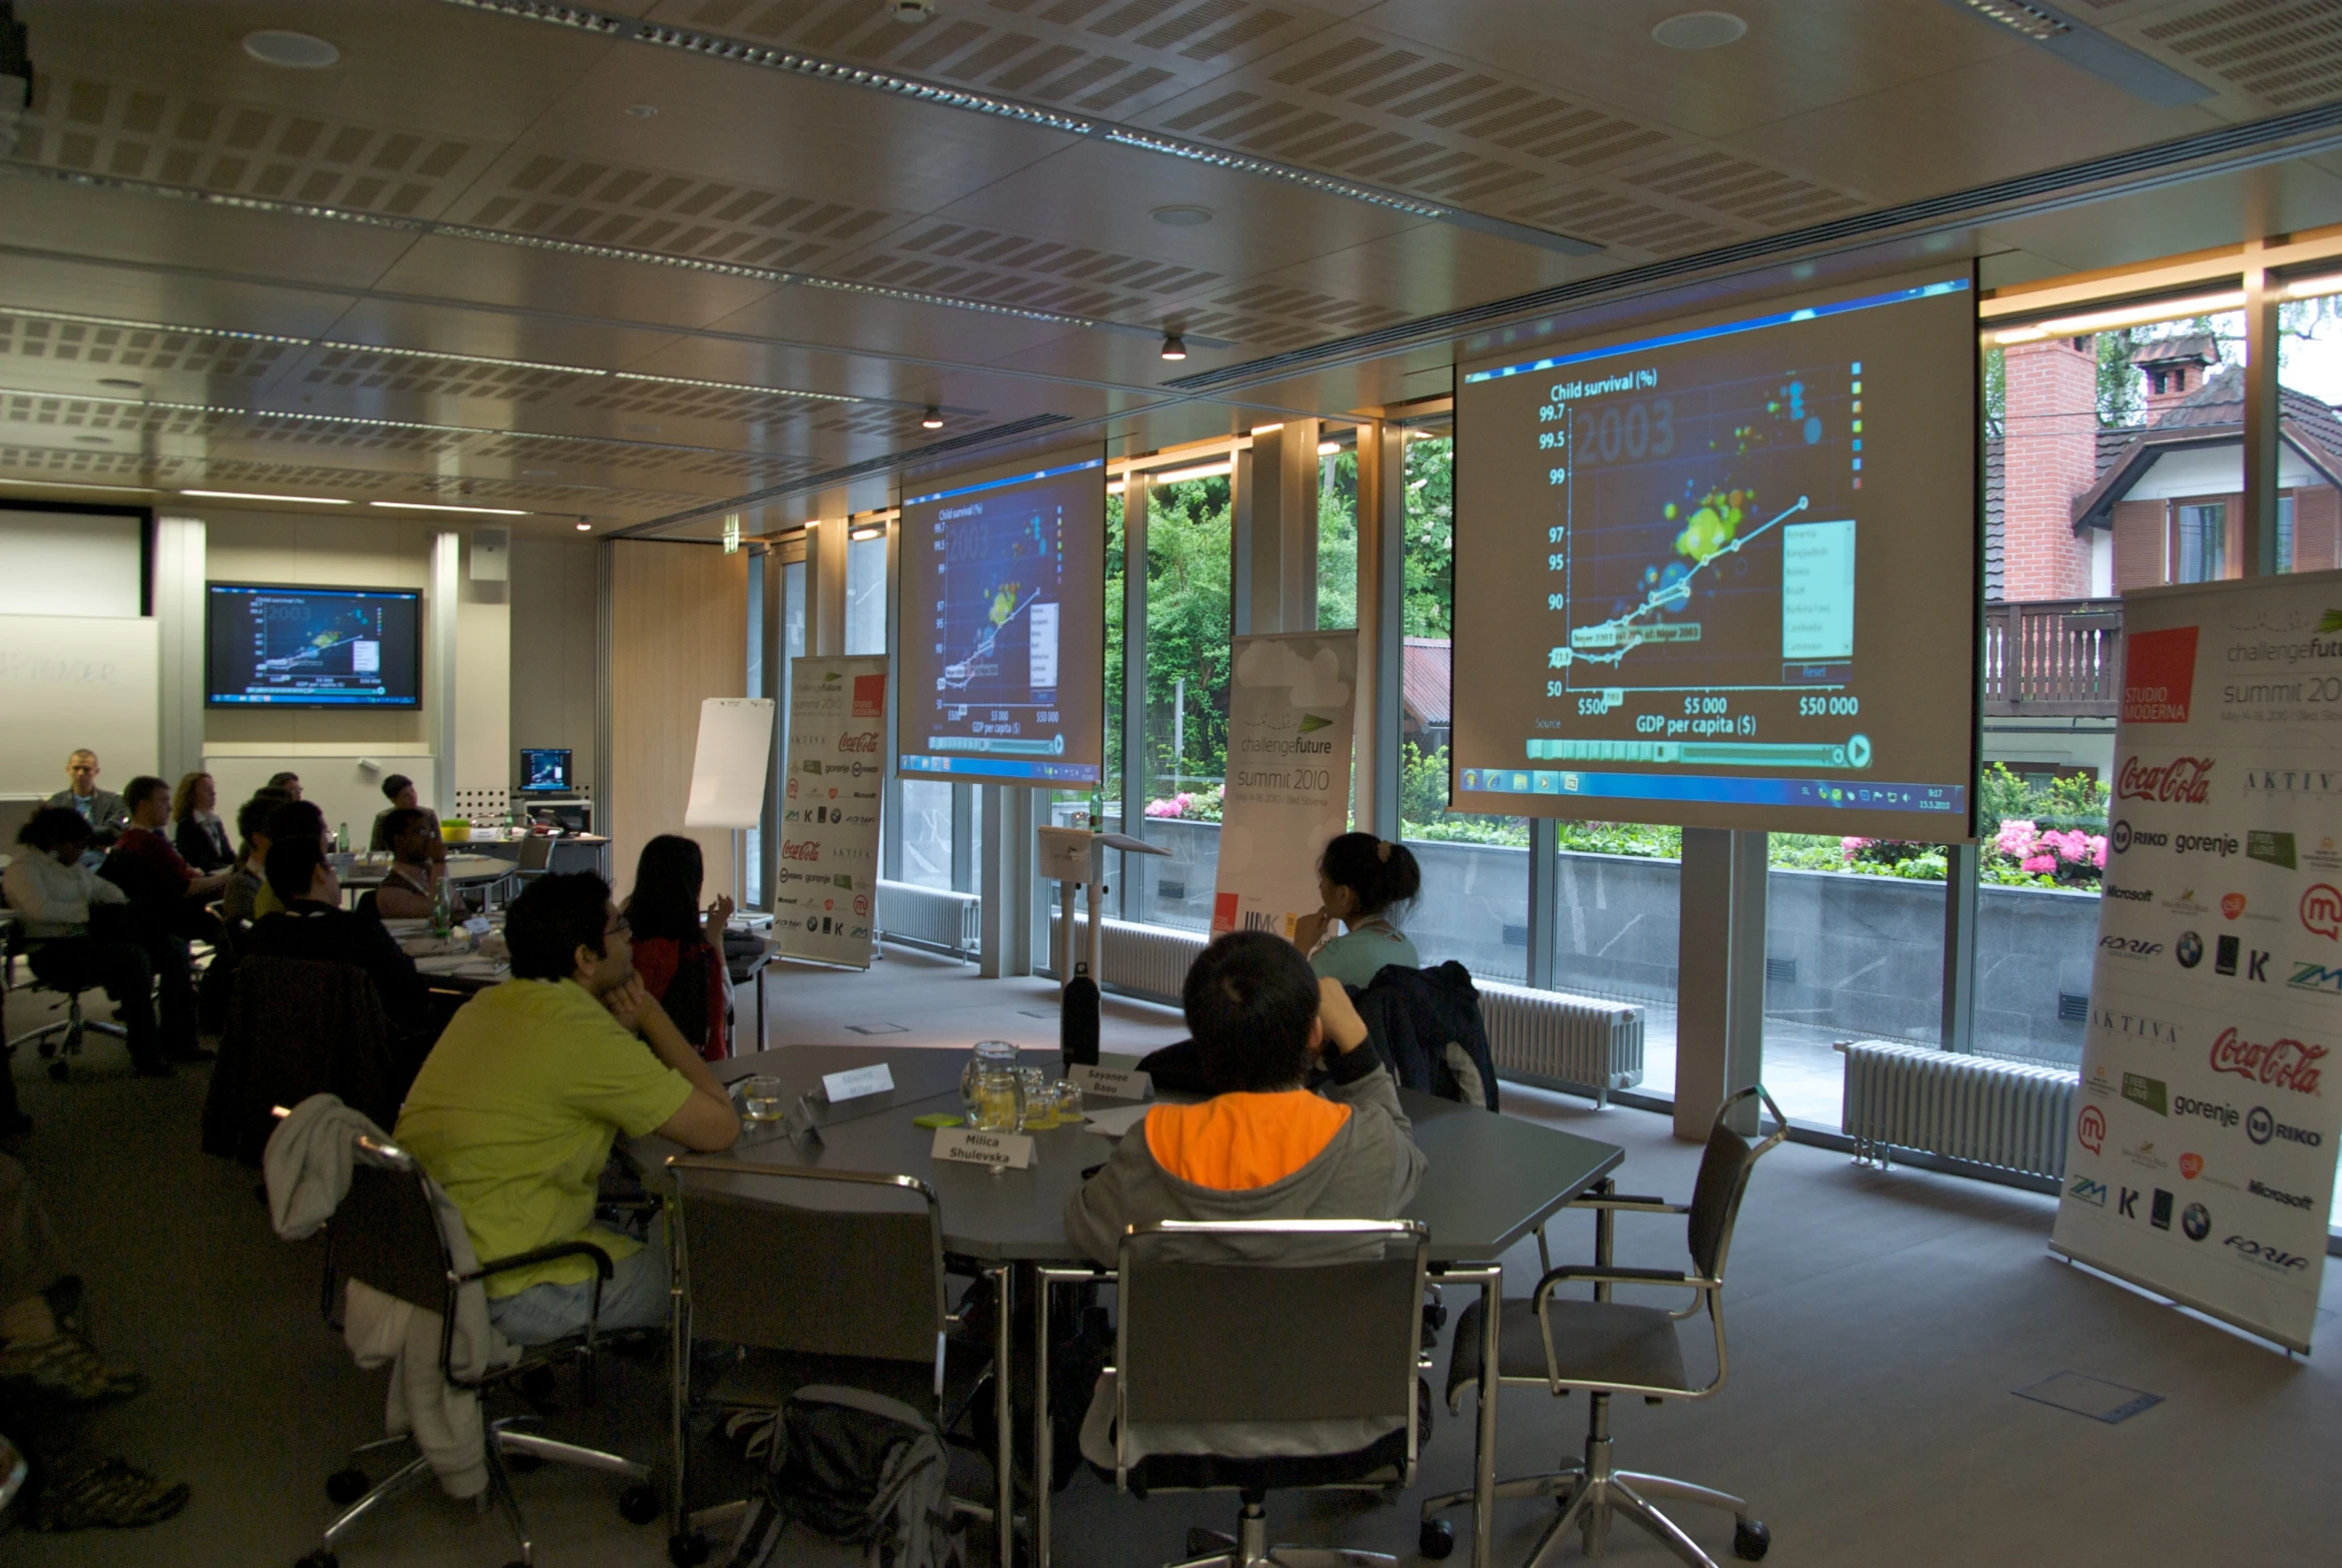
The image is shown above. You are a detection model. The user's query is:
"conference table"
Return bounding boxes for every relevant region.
[630,1044,1625,1568]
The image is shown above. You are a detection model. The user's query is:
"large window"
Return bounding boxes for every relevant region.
[1131,473,1232,932]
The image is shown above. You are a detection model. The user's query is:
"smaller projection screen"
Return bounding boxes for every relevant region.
[1451,267,1978,838]
[895,448,1107,786]
[206,583,422,708]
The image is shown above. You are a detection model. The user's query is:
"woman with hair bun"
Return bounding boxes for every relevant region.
[1293,831,1423,988]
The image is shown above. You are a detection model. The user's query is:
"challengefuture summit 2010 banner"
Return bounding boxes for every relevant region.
[1210,631,1358,940]
[773,655,889,970]
[2052,570,2342,1353]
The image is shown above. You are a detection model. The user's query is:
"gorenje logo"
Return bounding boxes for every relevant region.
[2170,1094,2238,1129]
[2245,1106,2325,1148]
[2247,1178,2315,1211]
[2207,1028,2327,1095]
[2225,1234,2312,1272]
[2173,834,2240,858]
[2121,625,2198,723]
[2117,755,2213,803]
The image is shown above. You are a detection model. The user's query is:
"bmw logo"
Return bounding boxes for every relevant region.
[2176,931,2203,969]
[2181,1202,2210,1240]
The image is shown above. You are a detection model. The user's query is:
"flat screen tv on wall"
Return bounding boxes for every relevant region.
[205,583,422,709]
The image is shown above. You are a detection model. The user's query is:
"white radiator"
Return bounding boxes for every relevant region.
[876,880,980,961]
[1476,981,1645,1110]
[1839,1040,2077,1180]
[1046,916,1643,1108]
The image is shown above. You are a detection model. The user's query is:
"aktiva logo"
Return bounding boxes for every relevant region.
[2208,1027,2326,1095]
[2122,625,2198,722]
[2117,755,2214,803]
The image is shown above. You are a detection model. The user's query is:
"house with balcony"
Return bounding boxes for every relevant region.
[1985,332,2342,783]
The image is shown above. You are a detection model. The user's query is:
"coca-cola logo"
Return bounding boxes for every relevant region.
[837,731,882,754]
[2208,1027,2326,1096]
[2116,755,2214,804]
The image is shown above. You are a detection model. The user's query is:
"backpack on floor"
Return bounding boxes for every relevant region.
[720,1385,962,1568]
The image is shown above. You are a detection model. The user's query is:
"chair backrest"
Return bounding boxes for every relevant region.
[331,1136,455,1315]
[1116,1219,1426,1433]
[1684,1085,1786,1281]
[518,835,554,872]
[211,957,394,1164]
[667,1159,946,1368]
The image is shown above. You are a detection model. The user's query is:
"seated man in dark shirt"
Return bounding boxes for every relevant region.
[246,834,432,1045]
[100,776,230,939]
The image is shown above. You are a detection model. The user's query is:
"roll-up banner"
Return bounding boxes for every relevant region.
[773,655,889,970]
[2052,570,2342,1353]
[1210,631,1358,940]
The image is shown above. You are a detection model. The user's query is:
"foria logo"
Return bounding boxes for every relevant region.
[2224,1234,2312,1272]
[2099,935,2163,958]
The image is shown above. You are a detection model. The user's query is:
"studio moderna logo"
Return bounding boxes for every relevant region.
[2077,1105,2107,1156]
[2121,625,2198,723]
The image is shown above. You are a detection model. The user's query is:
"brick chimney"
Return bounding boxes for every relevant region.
[2001,337,2098,600]
[2130,334,2216,425]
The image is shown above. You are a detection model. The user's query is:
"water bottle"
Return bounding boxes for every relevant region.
[337,821,350,854]
[431,869,453,939]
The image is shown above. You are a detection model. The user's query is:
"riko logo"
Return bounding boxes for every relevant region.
[2077,1105,2107,1156]
[2245,1107,2325,1148]
[2122,625,2199,723]
[2300,885,2342,941]
[2208,1028,2327,1095]
[2110,820,2169,855]
[2117,755,2214,803]
[2225,1234,2312,1273]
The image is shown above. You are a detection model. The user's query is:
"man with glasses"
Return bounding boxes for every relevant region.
[394,873,739,1344]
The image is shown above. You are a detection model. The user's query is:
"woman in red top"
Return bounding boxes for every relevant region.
[621,834,735,1062]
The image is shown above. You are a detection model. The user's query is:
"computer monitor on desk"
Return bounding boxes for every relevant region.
[517,748,571,794]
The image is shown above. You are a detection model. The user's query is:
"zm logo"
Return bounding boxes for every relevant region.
[2067,1176,2107,1207]
[2288,961,2342,996]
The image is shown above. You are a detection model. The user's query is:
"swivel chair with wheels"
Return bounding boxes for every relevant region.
[1420,1086,1785,1568]
[297,1130,660,1568]
[3,930,131,1082]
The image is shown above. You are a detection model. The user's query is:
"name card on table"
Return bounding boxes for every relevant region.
[932,1128,1035,1171]
[1070,1063,1151,1101]
[821,1063,895,1103]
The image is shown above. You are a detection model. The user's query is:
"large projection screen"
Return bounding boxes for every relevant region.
[1451,267,1978,839]
[895,446,1107,786]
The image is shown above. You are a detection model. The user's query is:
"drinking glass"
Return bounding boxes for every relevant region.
[1017,1066,1055,1130]
[1050,1081,1084,1126]
[740,1076,788,1125]
[961,1040,1020,1123]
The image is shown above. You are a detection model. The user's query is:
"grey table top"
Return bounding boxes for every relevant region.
[633,1045,1623,1265]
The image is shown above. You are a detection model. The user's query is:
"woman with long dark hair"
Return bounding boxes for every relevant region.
[621,834,736,1061]
[1292,831,1423,988]
[169,772,234,874]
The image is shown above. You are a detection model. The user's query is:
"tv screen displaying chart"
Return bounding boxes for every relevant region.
[1450,266,1979,838]
[205,583,421,709]
[895,447,1107,786]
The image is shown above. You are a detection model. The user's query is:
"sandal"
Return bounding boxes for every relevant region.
[28,1457,190,1530]
[0,1333,148,1409]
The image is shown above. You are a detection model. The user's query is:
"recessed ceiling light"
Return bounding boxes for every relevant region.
[98,377,142,391]
[1651,11,1747,49]
[889,0,935,20]
[242,30,341,68]
[181,489,352,504]
[920,407,944,429]
[1160,333,1187,362]
[1151,205,1213,227]
[625,104,658,118]
[369,500,531,516]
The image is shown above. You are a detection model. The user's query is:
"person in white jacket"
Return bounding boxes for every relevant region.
[2,809,170,1075]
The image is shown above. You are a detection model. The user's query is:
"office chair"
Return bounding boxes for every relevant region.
[1041,1217,1428,1568]
[515,834,555,886]
[1421,1086,1784,1568]
[2,929,132,1082]
[662,1158,993,1567]
[298,1130,659,1568]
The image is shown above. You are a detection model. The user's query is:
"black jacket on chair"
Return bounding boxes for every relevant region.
[1349,962,1500,1112]
[202,956,403,1166]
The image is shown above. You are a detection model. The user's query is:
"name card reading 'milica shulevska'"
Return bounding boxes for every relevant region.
[1069,1064,1151,1101]
[932,1128,1036,1170]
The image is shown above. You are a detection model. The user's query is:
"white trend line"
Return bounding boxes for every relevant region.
[1552,494,1811,670]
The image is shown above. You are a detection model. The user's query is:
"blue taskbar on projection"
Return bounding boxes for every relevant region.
[204,583,421,708]
[1449,266,1978,837]
[895,453,1107,786]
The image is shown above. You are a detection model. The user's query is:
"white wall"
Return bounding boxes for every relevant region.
[0,508,143,617]
[509,534,600,794]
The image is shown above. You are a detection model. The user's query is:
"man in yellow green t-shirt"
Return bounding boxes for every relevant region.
[395,872,739,1345]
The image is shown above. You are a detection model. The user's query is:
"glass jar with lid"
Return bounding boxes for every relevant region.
[962,1040,1025,1133]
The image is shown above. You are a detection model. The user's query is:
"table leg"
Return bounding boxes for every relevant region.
[667,1200,689,1537]
[1470,1264,1501,1568]
[1593,1176,1615,1305]
[993,1264,1015,1568]
[1034,1266,1052,1568]
[755,966,767,1055]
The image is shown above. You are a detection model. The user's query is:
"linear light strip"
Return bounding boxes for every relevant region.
[609,371,859,403]
[436,0,1472,229]
[11,165,1110,332]
[0,384,812,462]
[1,305,311,347]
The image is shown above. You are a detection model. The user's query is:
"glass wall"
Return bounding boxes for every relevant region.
[899,779,953,889]
[1129,472,1232,931]
[845,528,887,656]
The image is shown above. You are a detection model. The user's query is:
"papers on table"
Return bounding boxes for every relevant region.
[1081,1103,1153,1141]
[411,952,509,980]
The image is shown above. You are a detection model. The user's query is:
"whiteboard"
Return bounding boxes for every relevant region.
[0,512,144,617]
[0,614,161,794]
[683,697,775,830]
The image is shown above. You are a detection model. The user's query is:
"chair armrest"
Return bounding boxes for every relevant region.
[1534,1265,1708,1299]
[462,1239,615,1286]
[1565,1194,1684,1213]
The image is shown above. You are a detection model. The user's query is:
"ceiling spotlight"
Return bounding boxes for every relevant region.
[920,407,944,429]
[98,377,143,391]
[575,521,592,531]
[242,29,341,68]
[1151,205,1213,227]
[625,104,658,118]
[1651,11,1748,48]
[889,0,935,20]
[1160,333,1187,362]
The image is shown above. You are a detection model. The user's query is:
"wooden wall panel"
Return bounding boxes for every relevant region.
[607,540,748,908]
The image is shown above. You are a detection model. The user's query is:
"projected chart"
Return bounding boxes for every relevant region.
[1451,271,1978,836]
[897,453,1105,785]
